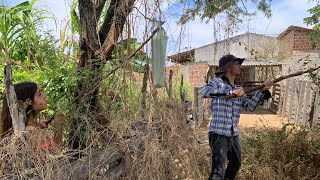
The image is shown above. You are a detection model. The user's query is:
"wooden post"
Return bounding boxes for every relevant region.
[281,80,289,117]
[287,80,295,121]
[180,75,185,102]
[266,67,268,80]
[295,81,305,125]
[168,70,173,98]
[198,89,204,126]
[150,72,158,103]
[277,83,284,116]
[193,87,199,125]
[270,83,280,113]
[4,64,26,134]
[271,67,275,79]
[271,83,276,111]
[302,81,311,126]
[312,92,319,126]
[141,64,149,119]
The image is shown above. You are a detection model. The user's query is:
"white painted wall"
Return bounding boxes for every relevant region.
[194,33,277,64]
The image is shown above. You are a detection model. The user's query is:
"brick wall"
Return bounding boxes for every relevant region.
[188,63,208,87]
[165,63,208,87]
[165,65,181,84]
[281,30,295,56]
[293,29,320,52]
[133,63,254,88]
[279,27,320,56]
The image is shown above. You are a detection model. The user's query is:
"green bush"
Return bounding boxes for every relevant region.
[239,125,320,179]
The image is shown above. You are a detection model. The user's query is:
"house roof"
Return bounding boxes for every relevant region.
[167,49,194,63]
[278,25,314,39]
[208,58,282,67]
[167,32,276,64]
[196,32,275,49]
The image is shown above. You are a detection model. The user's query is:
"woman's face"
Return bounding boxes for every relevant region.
[32,85,48,113]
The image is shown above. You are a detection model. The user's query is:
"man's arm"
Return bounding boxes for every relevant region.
[242,91,264,112]
[202,78,232,98]
[242,80,273,112]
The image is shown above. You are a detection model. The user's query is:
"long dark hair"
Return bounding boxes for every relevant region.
[1,82,38,134]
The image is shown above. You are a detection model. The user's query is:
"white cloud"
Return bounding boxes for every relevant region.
[243,0,317,35]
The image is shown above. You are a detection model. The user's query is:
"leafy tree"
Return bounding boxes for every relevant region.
[0,0,47,66]
[70,0,273,151]
[179,0,272,24]
[0,1,76,121]
[304,0,320,50]
[304,0,320,87]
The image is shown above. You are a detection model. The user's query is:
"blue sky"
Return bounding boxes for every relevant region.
[2,0,318,56]
[161,0,317,54]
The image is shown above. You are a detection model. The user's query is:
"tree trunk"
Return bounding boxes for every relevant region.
[70,0,136,150]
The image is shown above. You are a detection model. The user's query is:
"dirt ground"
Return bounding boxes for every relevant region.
[239,106,289,132]
[195,105,289,143]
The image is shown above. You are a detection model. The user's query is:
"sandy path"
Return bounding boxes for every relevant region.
[238,106,289,132]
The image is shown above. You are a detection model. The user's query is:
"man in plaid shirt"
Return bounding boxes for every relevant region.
[202,54,273,180]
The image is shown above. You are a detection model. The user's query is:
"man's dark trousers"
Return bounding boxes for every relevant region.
[208,133,241,180]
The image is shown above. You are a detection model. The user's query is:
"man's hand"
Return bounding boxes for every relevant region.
[232,89,245,97]
[262,80,274,91]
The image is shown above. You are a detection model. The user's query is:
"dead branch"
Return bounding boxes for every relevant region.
[225,66,320,99]
[58,146,125,180]
[98,0,118,44]
[203,66,320,99]
[97,0,136,59]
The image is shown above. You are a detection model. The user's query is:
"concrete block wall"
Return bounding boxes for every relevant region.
[195,33,277,64]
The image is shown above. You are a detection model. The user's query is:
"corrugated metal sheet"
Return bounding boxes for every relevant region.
[208,58,283,67]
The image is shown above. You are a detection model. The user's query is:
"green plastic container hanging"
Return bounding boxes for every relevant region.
[152,22,168,88]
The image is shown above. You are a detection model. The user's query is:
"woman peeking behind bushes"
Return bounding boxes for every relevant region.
[0,81,62,154]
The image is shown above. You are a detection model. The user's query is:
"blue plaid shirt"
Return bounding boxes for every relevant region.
[202,77,264,137]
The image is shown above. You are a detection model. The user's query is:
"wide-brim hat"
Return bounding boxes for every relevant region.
[215,54,245,75]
